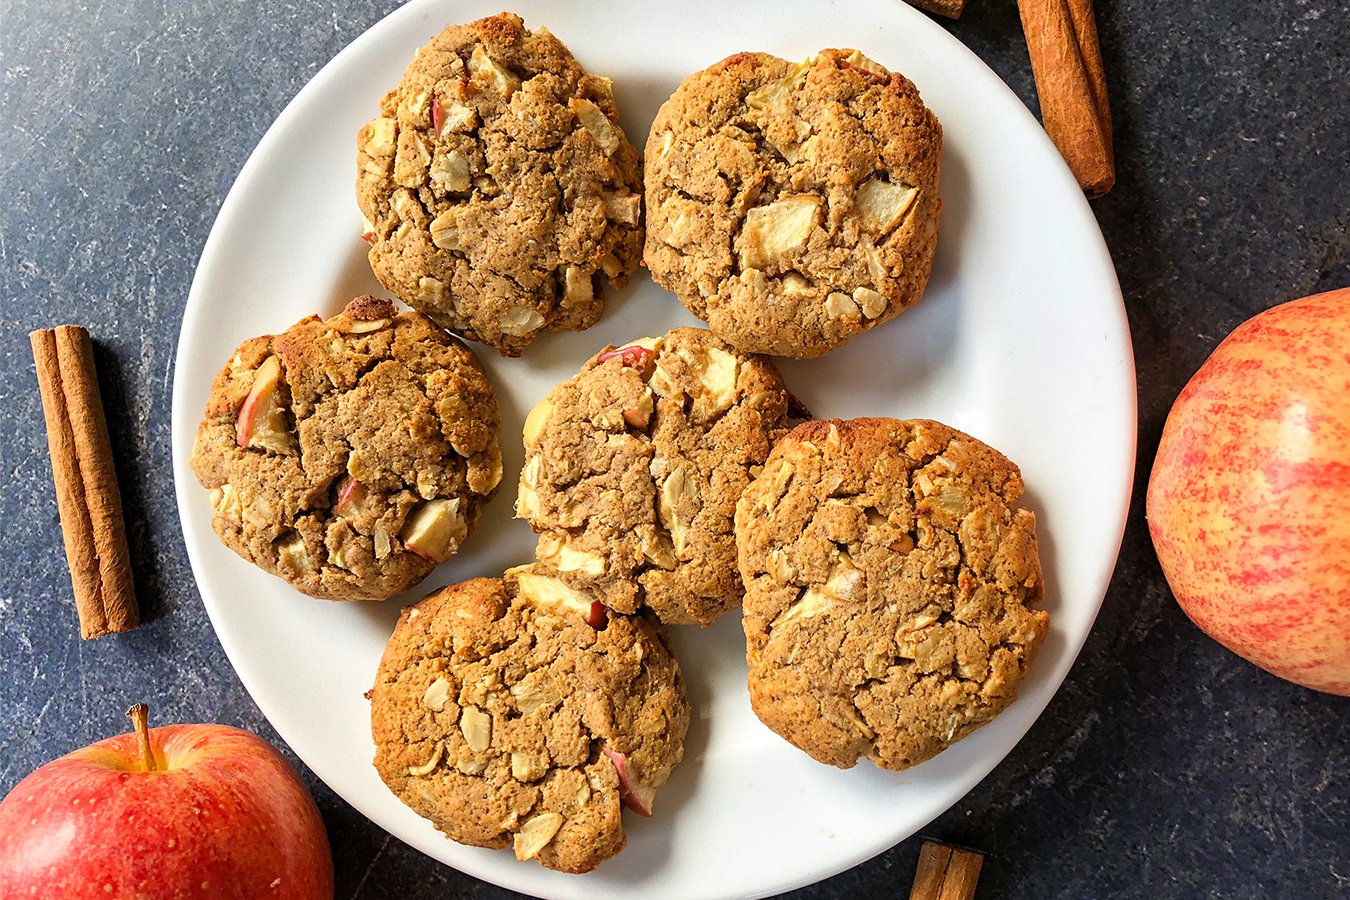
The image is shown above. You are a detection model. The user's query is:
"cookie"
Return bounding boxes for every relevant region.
[190,296,502,601]
[736,418,1048,770]
[369,569,689,873]
[517,327,790,626]
[357,12,644,356]
[644,50,942,358]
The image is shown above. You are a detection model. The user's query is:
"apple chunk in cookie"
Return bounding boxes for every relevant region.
[190,296,502,601]
[369,573,689,874]
[235,354,294,453]
[401,497,469,563]
[516,327,792,626]
[511,565,609,629]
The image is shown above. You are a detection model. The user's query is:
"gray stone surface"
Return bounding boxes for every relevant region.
[1,0,1346,897]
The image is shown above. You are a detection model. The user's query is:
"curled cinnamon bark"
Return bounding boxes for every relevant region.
[1018,0,1115,197]
[31,325,139,639]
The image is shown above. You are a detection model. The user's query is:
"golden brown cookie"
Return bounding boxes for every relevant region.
[645,50,942,358]
[357,13,643,356]
[737,418,1048,770]
[190,296,502,601]
[517,327,790,626]
[369,571,689,874]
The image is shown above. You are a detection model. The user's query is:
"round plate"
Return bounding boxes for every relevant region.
[171,1,1135,897]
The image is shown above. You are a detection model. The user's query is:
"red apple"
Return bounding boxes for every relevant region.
[0,704,333,898]
[1147,286,1350,695]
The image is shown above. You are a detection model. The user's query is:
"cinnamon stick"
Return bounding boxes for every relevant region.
[909,840,984,900]
[905,0,967,19]
[31,326,139,639]
[1018,0,1115,197]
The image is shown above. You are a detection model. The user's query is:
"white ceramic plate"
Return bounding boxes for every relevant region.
[172,1,1135,896]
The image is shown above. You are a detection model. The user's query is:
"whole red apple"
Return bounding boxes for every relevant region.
[0,704,333,898]
[1147,286,1350,695]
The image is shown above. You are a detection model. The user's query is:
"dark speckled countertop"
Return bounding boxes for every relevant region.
[1,1,1347,897]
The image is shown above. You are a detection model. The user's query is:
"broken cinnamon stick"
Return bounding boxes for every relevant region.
[1018,0,1115,197]
[31,326,139,639]
[909,840,984,900]
[905,0,967,19]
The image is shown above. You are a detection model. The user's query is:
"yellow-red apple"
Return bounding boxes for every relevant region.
[0,704,333,898]
[1147,286,1350,695]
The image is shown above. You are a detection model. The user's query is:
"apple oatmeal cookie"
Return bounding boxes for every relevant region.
[517,327,791,626]
[645,50,942,358]
[190,296,502,601]
[737,418,1048,770]
[370,572,689,874]
[356,12,643,356]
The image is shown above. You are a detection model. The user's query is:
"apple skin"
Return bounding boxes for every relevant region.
[1147,286,1350,695]
[334,475,369,517]
[600,746,654,817]
[0,723,334,898]
[235,355,283,449]
[597,345,653,368]
[586,600,608,630]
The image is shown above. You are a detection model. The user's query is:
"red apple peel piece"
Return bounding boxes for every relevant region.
[597,345,653,368]
[601,746,653,816]
[334,476,369,517]
[586,600,608,630]
[841,60,889,84]
[235,356,294,454]
[431,94,442,134]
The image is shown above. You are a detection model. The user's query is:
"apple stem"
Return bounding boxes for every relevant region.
[125,703,157,772]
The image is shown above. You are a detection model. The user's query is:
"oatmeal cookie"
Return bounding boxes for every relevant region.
[190,296,502,601]
[645,50,941,358]
[357,12,643,356]
[517,327,790,626]
[737,418,1048,770]
[370,570,689,874]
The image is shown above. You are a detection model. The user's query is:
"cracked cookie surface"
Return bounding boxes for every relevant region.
[190,296,502,601]
[370,572,689,874]
[357,12,643,356]
[737,418,1048,770]
[645,50,941,359]
[517,327,790,626]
